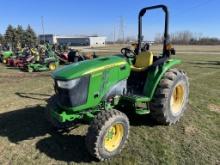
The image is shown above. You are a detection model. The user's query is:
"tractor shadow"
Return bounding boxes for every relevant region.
[118,106,161,127]
[15,92,51,101]
[0,105,48,143]
[0,105,159,163]
[187,60,220,65]
[0,105,95,163]
[126,113,160,127]
[187,60,220,68]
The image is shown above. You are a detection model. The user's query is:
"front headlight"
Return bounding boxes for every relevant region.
[57,78,80,89]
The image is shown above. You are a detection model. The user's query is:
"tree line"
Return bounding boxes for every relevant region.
[0,25,37,50]
[154,31,220,45]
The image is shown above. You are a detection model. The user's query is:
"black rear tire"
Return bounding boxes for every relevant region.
[85,109,129,161]
[150,68,189,125]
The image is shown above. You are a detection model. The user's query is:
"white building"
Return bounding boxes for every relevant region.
[38,34,106,48]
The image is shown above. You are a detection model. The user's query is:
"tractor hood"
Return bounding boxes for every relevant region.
[52,55,128,80]
[2,51,13,58]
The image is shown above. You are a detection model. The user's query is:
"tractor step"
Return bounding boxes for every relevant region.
[135,108,150,115]
[122,95,151,103]
[122,95,151,115]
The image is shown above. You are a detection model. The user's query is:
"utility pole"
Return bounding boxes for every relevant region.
[41,16,45,43]
[113,25,116,44]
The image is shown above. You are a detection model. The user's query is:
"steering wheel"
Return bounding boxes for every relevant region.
[121,48,136,58]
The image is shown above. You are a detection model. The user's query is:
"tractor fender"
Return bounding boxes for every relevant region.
[46,59,56,66]
[143,59,181,100]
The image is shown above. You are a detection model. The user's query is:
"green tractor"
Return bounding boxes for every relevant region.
[46,5,189,160]
[0,50,13,64]
[26,46,59,72]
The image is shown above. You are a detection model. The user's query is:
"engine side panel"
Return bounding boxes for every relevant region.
[59,58,131,111]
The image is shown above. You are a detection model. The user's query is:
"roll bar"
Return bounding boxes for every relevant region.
[138,5,169,57]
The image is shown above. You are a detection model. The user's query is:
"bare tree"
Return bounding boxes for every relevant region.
[154,33,163,43]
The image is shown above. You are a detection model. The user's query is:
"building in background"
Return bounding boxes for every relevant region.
[38,34,56,44]
[38,34,106,47]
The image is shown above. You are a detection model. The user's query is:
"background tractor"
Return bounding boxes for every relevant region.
[56,48,98,64]
[0,50,13,64]
[25,45,59,72]
[46,5,189,161]
[7,47,35,68]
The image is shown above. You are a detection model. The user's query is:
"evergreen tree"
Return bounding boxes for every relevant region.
[4,25,15,49]
[15,25,25,48]
[4,24,37,49]
[24,25,37,47]
[0,34,5,45]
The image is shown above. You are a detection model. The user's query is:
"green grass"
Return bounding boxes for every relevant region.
[0,46,220,165]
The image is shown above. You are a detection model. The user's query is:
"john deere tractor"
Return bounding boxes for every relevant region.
[46,5,189,160]
[0,50,13,64]
[26,46,59,72]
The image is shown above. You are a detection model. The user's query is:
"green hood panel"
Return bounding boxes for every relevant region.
[52,55,128,80]
[2,51,13,58]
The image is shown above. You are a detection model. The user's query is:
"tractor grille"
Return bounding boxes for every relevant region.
[55,75,90,107]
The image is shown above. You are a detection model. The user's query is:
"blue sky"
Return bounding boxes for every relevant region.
[0,0,219,40]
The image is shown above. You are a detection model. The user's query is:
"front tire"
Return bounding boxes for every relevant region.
[45,96,68,129]
[150,68,189,125]
[3,58,7,64]
[85,109,129,161]
[28,66,34,73]
[48,62,57,71]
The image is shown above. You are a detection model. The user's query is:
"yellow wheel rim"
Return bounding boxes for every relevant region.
[170,83,185,114]
[3,59,7,64]
[104,123,124,152]
[49,63,56,71]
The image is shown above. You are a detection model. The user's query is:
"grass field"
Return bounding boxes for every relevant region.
[0,45,220,165]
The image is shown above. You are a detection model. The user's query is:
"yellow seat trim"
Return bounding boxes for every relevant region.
[131,51,154,72]
[130,66,146,72]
